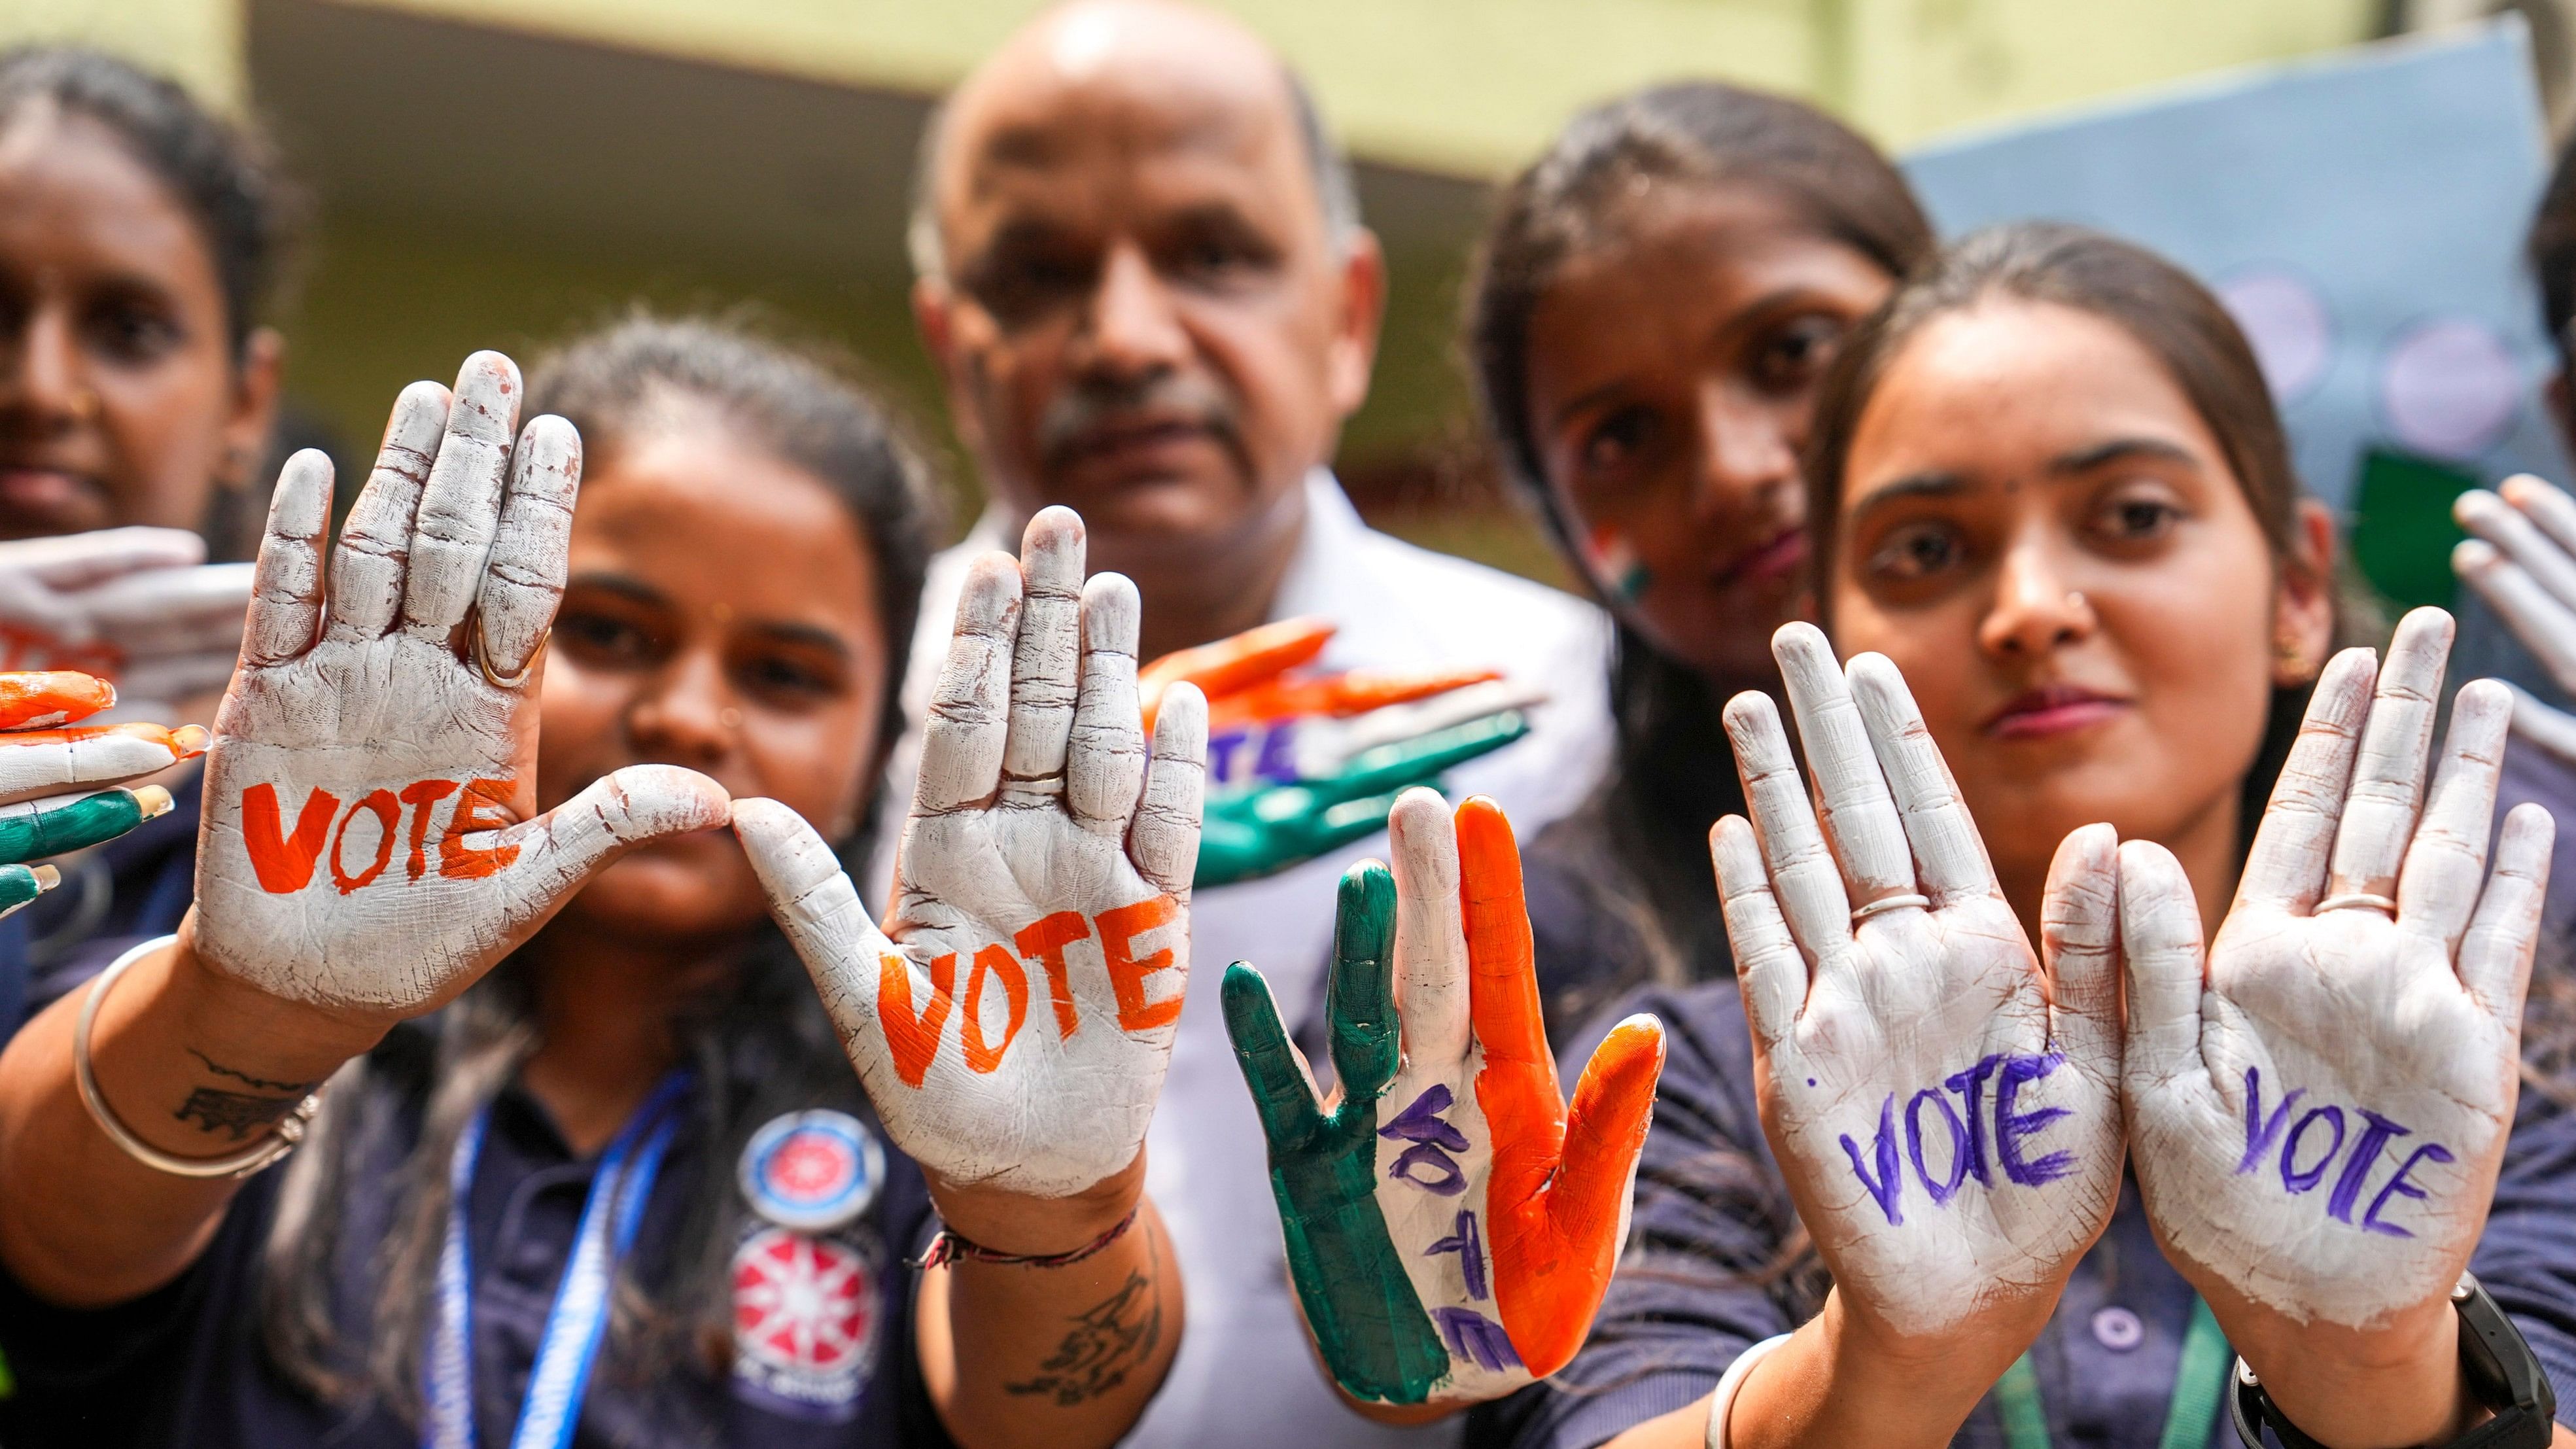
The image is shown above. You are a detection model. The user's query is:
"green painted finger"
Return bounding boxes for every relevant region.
[0,786,169,864]
[1321,710,1530,805]
[0,864,59,919]
[1195,804,1313,886]
[1328,862,1401,1103]
[1223,962,1327,1151]
[1244,891,1450,1403]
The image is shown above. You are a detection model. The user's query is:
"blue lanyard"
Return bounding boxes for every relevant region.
[423,1071,694,1449]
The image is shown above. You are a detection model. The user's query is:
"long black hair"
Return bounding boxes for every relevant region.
[1464,82,1936,1022]
[256,316,941,1423]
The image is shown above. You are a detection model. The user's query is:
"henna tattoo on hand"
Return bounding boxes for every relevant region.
[1003,1229,1166,1407]
[188,1048,320,1096]
[174,1087,307,1142]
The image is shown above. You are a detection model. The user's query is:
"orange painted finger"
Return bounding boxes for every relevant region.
[1461,795,1567,1229]
[1139,618,1333,731]
[0,722,205,758]
[0,672,115,731]
[1208,667,1505,733]
[1499,1015,1665,1378]
[1459,795,1551,1075]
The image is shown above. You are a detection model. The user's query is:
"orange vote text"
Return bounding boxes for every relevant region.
[880,898,1183,1086]
[241,777,520,894]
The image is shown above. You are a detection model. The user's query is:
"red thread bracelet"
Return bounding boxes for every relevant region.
[910,1202,1140,1271]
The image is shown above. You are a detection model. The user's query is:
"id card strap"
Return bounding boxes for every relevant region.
[2160,1297,2231,1449]
[508,1072,693,1449]
[1994,1295,2233,1449]
[420,1070,693,1449]
[423,1107,493,1449]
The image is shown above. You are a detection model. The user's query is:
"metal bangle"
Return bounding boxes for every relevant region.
[2315,892,2399,915]
[1851,892,1932,922]
[472,622,549,690]
[73,934,321,1181]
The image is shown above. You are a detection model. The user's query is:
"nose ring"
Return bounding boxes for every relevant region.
[2065,591,2087,613]
[718,707,743,731]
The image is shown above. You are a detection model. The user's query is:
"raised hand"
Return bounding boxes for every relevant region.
[2454,474,2576,764]
[1141,618,1532,886]
[0,529,254,716]
[1223,790,1663,1406]
[1713,624,2123,1339]
[0,670,196,916]
[189,353,731,1015]
[733,508,1206,1198]
[2120,608,2548,1329]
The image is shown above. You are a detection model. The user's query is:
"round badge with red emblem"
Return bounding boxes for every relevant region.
[737,1110,882,1232]
[730,1223,883,1420]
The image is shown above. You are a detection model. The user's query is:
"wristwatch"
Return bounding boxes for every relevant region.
[2231,1273,2556,1448]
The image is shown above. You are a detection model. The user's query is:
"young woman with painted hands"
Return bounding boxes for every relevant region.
[1480,225,2576,1449]
[0,324,1200,1448]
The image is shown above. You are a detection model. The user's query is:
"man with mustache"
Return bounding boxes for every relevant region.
[888,3,1613,1443]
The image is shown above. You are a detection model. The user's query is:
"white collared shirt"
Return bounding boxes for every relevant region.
[873,470,1613,1446]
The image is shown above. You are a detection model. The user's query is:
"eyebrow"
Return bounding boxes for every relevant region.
[565,573,852,659]
[1849,436,2200,521]
[1847,470,1970,522]
[748,621,854,661]
[2047,436,2199,475]
[565,572,663,607]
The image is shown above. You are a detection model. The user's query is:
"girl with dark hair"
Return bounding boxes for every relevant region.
[1463,80,1934,1038]
[0,45,307,1038]
[1479,224,2576,1448]
[0,320,1203,1448]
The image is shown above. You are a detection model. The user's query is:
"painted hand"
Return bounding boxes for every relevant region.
[0,670,199,916]
[2120,608,2549,1329]
[1713,624,2123,1340]
[1196,708,1529,888]
[2453,474,2576,765]
[0,527,254,716]
[1223,790,1664,1405]
[189,354,732,1016]
[734,508,1208,1198]
[1145,618,1535,887]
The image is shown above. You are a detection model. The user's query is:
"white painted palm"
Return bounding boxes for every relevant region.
[190,354,731,1014]
[2120,608,2550,1329]
[735,508,1207,1198]
[1713,623,2124,1339]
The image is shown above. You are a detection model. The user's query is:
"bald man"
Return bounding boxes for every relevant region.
[884,6,1613,1444]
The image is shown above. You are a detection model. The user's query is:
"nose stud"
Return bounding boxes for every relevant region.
[718,707,743,731]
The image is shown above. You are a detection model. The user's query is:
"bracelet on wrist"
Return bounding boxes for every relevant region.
[2231,1272,2556,1449]
[910,1202,1140,1271]
[1705,1333,1796,1449]
[73,935,322,1181]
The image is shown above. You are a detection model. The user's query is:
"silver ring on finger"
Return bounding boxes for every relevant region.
[2315,891,2398,916]
[474,623,550,690]
[1851,892,1932,923]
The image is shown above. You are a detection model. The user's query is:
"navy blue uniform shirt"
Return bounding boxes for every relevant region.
[0,1026,953,1448]
[1471,979,2576,1449]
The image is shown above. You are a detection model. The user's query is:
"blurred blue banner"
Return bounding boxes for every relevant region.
[1906,20,2565,663]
